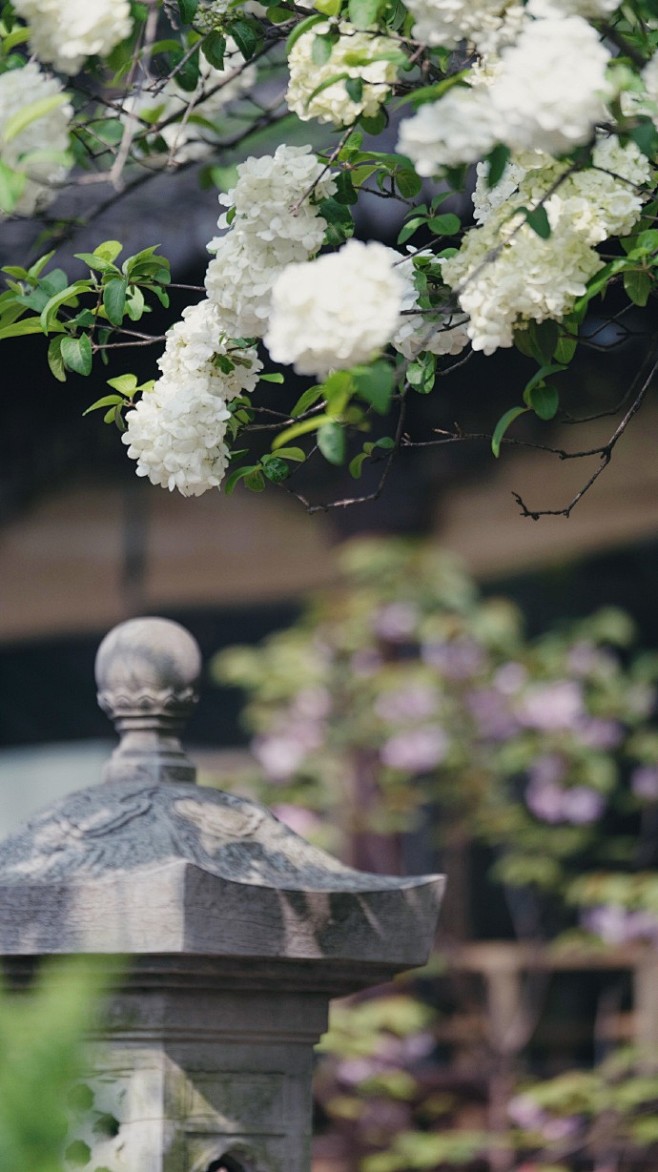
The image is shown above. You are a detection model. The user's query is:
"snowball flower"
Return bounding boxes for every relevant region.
[13,0,132,74]
[401,0,516,50]
[122,300,261,496]
[490,15,611,155]
[287,21,399,126]
[527,0,619,15]
[398,85,498,176]
[0,62,72,217]
[265,240,405,376]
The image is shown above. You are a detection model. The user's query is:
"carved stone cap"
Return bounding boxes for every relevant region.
[0,779,445,974]
[95,617,201,785]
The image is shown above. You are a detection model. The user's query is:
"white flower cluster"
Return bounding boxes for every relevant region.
[124,45,254,165]
[125,145,331,495]
[392,254,469,360]
[264,240,405,376]
[286,21,399,127]
[205,144,335,337]
[442,135,651,355]
[0,62,72,217]
[398,13,611,172]
[12,0,132,75]
[123,300,262,496]
[401,0,520,51]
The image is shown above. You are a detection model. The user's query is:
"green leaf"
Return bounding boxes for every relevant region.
[47,336,67,383]
[2,26,31,51]
[396,168,422,198]
[359,108,387,134]
[353,360,394,414]
[485,143,510,188]
[224,464,258,495]
[428,212,460,236]
[491,406,528,457]
[82,394,124,415]
[103,278,128,326]
[312,33,334,65]
[260,371,285,383]
[348,0,383,27]
[397,216,426,245]
[525,205,551,239]
[317,421,346,464]
[244,469,266,492]
[94,240,123,263]
[178,0,200,21]
[61,334,93,376]
[0,315,60,341]
[527,319,559,365]
[74,253,120,274]
[630,118,658,159]
[202,30,226,69]
[624,268,652,307]
[273,412,334,447]
[3,92,70,144]
[39,281,91,332]
[527,381,559,421]
[261,456,291,483]
[345,77,363,103]
[126,285,145,321]
[291,385,325,416]
[106,373,138,396]
[406,351,436,394]
[229,17,263,60]
[271,446,305,461]
[286,12,325,52]
[0,159,26,215]
[314,0,341,14]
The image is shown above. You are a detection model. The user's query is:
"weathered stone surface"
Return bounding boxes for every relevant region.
[0,778,443,966]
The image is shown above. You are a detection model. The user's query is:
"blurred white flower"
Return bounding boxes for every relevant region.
[287,21,398,127]
[13,0,132,74]
[0,62,72,217]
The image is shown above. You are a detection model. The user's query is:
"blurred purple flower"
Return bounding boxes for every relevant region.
[373,603,418,641]
[422,638,485,680]
[631,765,658,801]
[253,718,324,781]
[467,688,519,740]
[290,686,331,720]
[574,717,623,750]
[567,642,614,677]
[526,766,604,824]
[351,648,383,677]
[493,662,529,695]
[563,786,606,824]
[375,684,439,723]
[508,1094,581,1143]
[581,904,658,946]
[381,726,448,772]
[518,681,585,732]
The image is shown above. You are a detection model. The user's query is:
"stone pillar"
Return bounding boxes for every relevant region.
[0,618,445,1172]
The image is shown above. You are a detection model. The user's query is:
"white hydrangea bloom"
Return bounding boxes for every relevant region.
[527,0,619,16]
[205,145,334,337]
[287,21,398,126]
[490,15,611,155]
[123,300,262,496]
[473,156,530,224]
[402,0,513,49]
[441,199,603,354]
[0,62,72,217]
[392,254,470,359]
[264,240,405,376]
[214,144,335,253]
[206,231,311,338]
[13,0,132,74]
[124,44,254,164]
[397,85,498,175]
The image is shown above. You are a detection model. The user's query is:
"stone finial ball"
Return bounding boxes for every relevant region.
[95,617,202,702]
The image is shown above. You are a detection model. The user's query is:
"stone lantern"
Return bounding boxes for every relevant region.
[0,617,444,1172]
